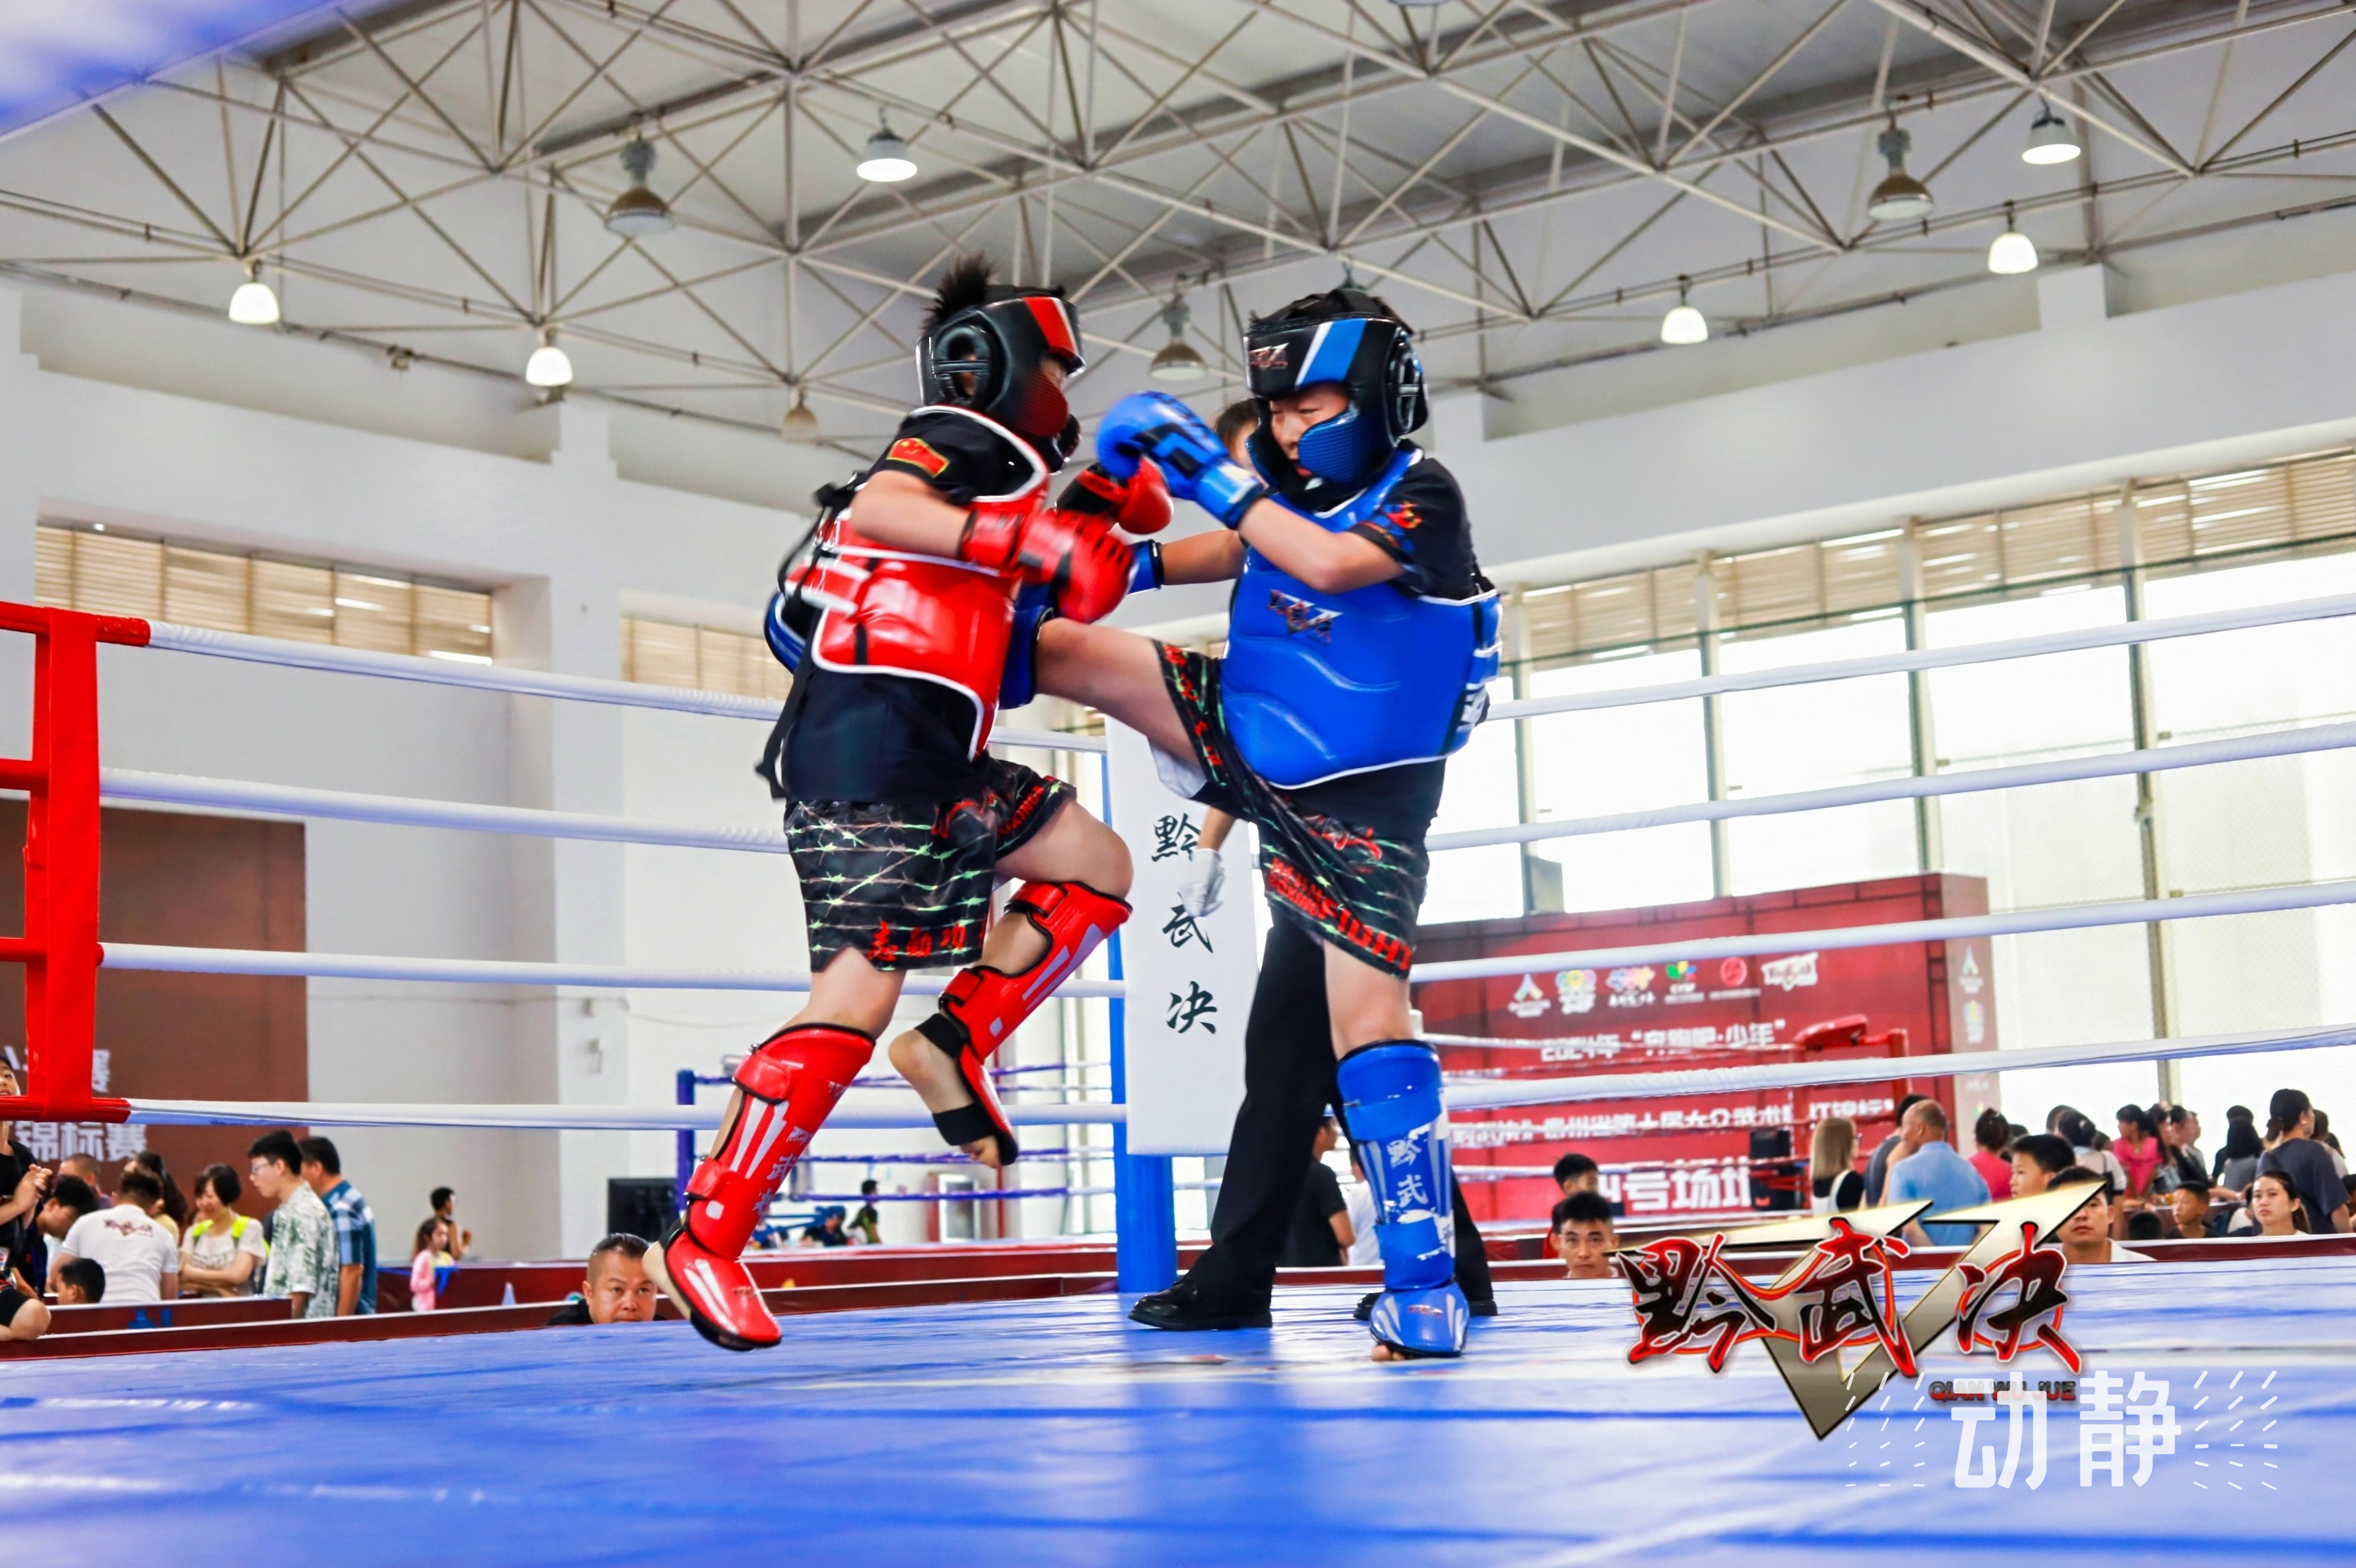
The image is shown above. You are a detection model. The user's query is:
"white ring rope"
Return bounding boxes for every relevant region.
[1407,875,2356,985]
[95,875,2356,996]
[1446,1022,2356,1113]
[1426,719,2356,853]
[123,1097,1127,1131]
[95,942,1125,998]
[1487,589,2356,722]
[137,620,1102,755]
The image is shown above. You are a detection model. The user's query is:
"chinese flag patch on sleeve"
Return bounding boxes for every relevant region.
[886,436,951,477]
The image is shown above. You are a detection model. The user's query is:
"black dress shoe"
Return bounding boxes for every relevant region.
[1129,1278,1272,1331]
[1355,1290,1498,1321]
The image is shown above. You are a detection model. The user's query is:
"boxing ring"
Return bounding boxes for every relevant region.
[5,591,2356,1559]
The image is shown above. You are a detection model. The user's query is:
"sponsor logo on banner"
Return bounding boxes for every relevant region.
[1557,969,1596,1014]
[1664,959,1706,1005]
[1615,1185,2100,1438]
[1965,997,1987,1046]
[1606,966,1657,1008]
[1761,952,1820,992]
[1720,957,1750,987]
[1507,974,1549,1020]
[1959,947,1985,996]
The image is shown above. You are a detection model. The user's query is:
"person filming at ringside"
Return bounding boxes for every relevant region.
[649,255,1157,1353]
[1030,286,1501,1360]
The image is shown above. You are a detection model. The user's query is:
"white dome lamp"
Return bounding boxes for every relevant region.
[856,115,917,184]
[1659,276,1708,345]
[1149,290,1208,383]
[525,328,574,389]
[1987,202,2039,276]
[2022,108,2083,166]
[227,261,280,326]
[604,138,675,238]
[781,388,821,444]
[1866,123,1934,225]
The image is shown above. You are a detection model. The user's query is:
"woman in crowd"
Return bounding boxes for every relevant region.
[177,1164,265,1297]
[1967,1109,2013,1200]
[2312,1109,2348,1177]
[1809,1117,1863,1214]
[2215,1111,2264,1193]
[2113,1104,2164,1199]
[2259,1088,2351,1234]
[409,1217,450,1311]
[2243,1170,2310,1237]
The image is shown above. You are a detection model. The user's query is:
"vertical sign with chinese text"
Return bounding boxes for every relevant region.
[1107,722,1256,1155]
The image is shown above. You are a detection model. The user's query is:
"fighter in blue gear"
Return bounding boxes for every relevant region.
[1032,287,1498,1358]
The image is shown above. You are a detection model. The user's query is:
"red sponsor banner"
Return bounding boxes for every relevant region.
[1415,874,2000,1226]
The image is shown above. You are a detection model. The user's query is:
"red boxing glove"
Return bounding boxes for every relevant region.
[959,499,1129,623]
[1058,460,1173,536]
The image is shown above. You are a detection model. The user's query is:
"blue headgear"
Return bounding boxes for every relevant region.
[1244,290,1427,495]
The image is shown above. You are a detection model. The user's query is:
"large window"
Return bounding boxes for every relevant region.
[35,521,492,663]
[620,617,790,700]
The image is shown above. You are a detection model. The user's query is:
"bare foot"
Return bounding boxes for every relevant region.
[884,1029,1004,1171]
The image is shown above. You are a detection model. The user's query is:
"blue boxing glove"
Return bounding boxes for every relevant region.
[1129,541,1163,594]
[997,583,1059,711]
[1096,392,1268,530]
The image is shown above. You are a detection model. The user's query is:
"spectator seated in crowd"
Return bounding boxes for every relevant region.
[2009,1134,2076,1198]
[178,1164,265,1298]
[1553,1150,1624,1217]
[248,1131,338,1320]
[1808,1117,1863,1214]
[2240,1169,2312,1237]
[300,1137,379,1315]
[2124,1210,2164,1242]
[130,1150,192,1239]
[2214,1107,2263,1193]
[1884,1100,1989,1248]
[1279,1117,1354,1268]
[798,1206,851,1248]
[53,1256,104,1304]
[2049,1169,2150,1263]
[1864,1094,1928,1206]
[1550,1193,1619,1281]
[2258,1089,2351,1235]
[54,1153,101,1196]
[51,1166,177,1304]
[2168,1176,2225,1240]
[2157,1103,2207,1191]
[1968,1109,2014,1200]
[850,1180,883,1246]
[547,1234,660,1325]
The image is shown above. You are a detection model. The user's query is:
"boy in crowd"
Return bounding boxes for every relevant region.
[2051,1169,2152,1264]
[2008,1133,2076,1198]
[1551,1193,1619,1281]
[53,1256,104,1305]
[1044,286,1501,1358]
[2168,1176,2222,1239]
[653,254,1146,1353]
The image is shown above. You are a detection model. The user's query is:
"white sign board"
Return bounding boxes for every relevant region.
[1107,720,1255,1156]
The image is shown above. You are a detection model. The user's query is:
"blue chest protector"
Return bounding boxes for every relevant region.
[1221,451,1501,789]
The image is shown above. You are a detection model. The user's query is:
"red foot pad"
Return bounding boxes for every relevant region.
[652,1022,873,1351]
[916,880,1129,1165]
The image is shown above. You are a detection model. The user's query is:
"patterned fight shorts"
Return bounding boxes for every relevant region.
[786,758,1071,971]
[1158,645,1430,978]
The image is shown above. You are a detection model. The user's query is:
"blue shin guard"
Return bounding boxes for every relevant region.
[1337,1041,1469,1358]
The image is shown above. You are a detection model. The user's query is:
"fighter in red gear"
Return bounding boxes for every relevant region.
[653,255,1143,1351]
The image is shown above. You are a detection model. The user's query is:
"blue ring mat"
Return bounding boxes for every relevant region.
[3,1256,2350,1565]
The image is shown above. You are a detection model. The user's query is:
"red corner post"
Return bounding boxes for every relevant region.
[0,601,141,1125]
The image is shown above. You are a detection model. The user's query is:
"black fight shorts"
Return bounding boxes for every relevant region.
[786,758,1071,971]
[1158,645,1430,978]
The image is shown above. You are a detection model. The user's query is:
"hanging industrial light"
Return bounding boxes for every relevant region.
[2022,108,2083,166]
[1866,123,1934,224]
[1659,276,1707,345]
[781,390,821,444]
[604,139,675,238]
[227,261,280,326]
[856,115,917,183]
[1149,290,1208,383]
[525,329,574,388]
[1986,203,2039,276]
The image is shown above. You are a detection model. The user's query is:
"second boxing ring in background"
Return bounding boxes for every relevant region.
[2,585,2355,1283]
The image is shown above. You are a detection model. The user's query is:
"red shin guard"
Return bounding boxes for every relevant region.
[653,1022,873,1351]
[916,880,1130,1164]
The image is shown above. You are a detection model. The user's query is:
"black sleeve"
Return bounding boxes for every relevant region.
[1344,455,1480,598]
[543,1297,593,1326]
[1308,1163,1348,1220]
[867,411,1029,506]
[1837,1171,1864,1211]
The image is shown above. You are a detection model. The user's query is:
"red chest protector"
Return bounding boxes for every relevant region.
[804,406,1047,759]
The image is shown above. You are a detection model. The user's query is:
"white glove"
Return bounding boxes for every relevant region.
[1176,854,1226,919]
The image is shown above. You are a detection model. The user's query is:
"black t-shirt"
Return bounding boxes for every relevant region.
[1279,1160,1348,1268]
[766,410,1043,806]
[0,1139,37,1291]
[1245,451,1483,838]
[544,1296,592,1326]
